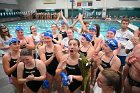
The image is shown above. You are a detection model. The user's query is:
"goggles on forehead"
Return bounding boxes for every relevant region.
[15,26,23,31]
[9,38,20,45]
[105,39,118,50]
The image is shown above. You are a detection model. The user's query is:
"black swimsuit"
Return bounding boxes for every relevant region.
[59,31,67,39]
[45,45,59,76]
[20,38,28,49]
[23,60,43,92]
[127,64,140,87]
[96,54,114,77]
[52,37,58,44]
[65,57,82,92]
[79,45,90,57]
[9,53,18,77]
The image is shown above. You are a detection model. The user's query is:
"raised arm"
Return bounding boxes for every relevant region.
[56,12,61,24]
[70,18,80,32]
[78,13,87,33]
[61,10,68,25]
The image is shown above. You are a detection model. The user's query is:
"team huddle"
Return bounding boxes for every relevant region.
[0,12,140,93]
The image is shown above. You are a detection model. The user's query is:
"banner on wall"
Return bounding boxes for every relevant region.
[43,0,56,4]
[77,2,82,6]
[82,1,87,6]
[77,1,92,7]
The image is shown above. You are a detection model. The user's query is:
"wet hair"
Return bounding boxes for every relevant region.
[68,38,80,47]
[94,24,100,37]
[20,48,32,57]
[121,18,130,24]
[0,25,11,41]
[101,68,122,93]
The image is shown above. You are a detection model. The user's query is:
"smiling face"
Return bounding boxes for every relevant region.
[101,42,111,52]
[81,36,88,45]
[10,41,20,51]
[2,28,9,36]
[106,31,115,39]
[16,30,24,37]
[30,26,37,34]
[44,36,52,44]
[61,23,66,29]
[51,24,57,32]
[68,39,80,55]
[67,29,73,39]
[89,30,96,37]
[20,56,32,65]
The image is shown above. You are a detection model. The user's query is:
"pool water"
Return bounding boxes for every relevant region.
[131,21,140,27]
[4,20,121,38]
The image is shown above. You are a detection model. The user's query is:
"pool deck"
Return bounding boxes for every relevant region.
[0,57,16,93]
[117,20,139,31]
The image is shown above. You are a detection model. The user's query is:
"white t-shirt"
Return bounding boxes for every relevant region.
[98,34,105,40]
[0,36,11,53]
[115,29,134,56]
[29,34,40,45]
[61,37,69,48]
[125,40,134,50]
[93,82,102,93]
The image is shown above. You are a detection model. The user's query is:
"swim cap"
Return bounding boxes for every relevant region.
[46,30,52,33]
[108,27,116,35]
[82,33,92,42]
[43,80,49,89]
[105,39,118,50]
[44,32,53,39]
[89,26,96,31]
[15,26,23,31]
[9,38,20,45]
[61,21,66,25]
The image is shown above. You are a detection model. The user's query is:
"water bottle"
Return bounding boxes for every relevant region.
[43,80,49,89]
[60,71,70,86]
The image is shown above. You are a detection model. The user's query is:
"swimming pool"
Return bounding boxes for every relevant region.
[4,20,121,38]
[131,20,140,27]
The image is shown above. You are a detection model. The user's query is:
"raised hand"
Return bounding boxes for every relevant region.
[78,13,83,20]
[60,10,63,17]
